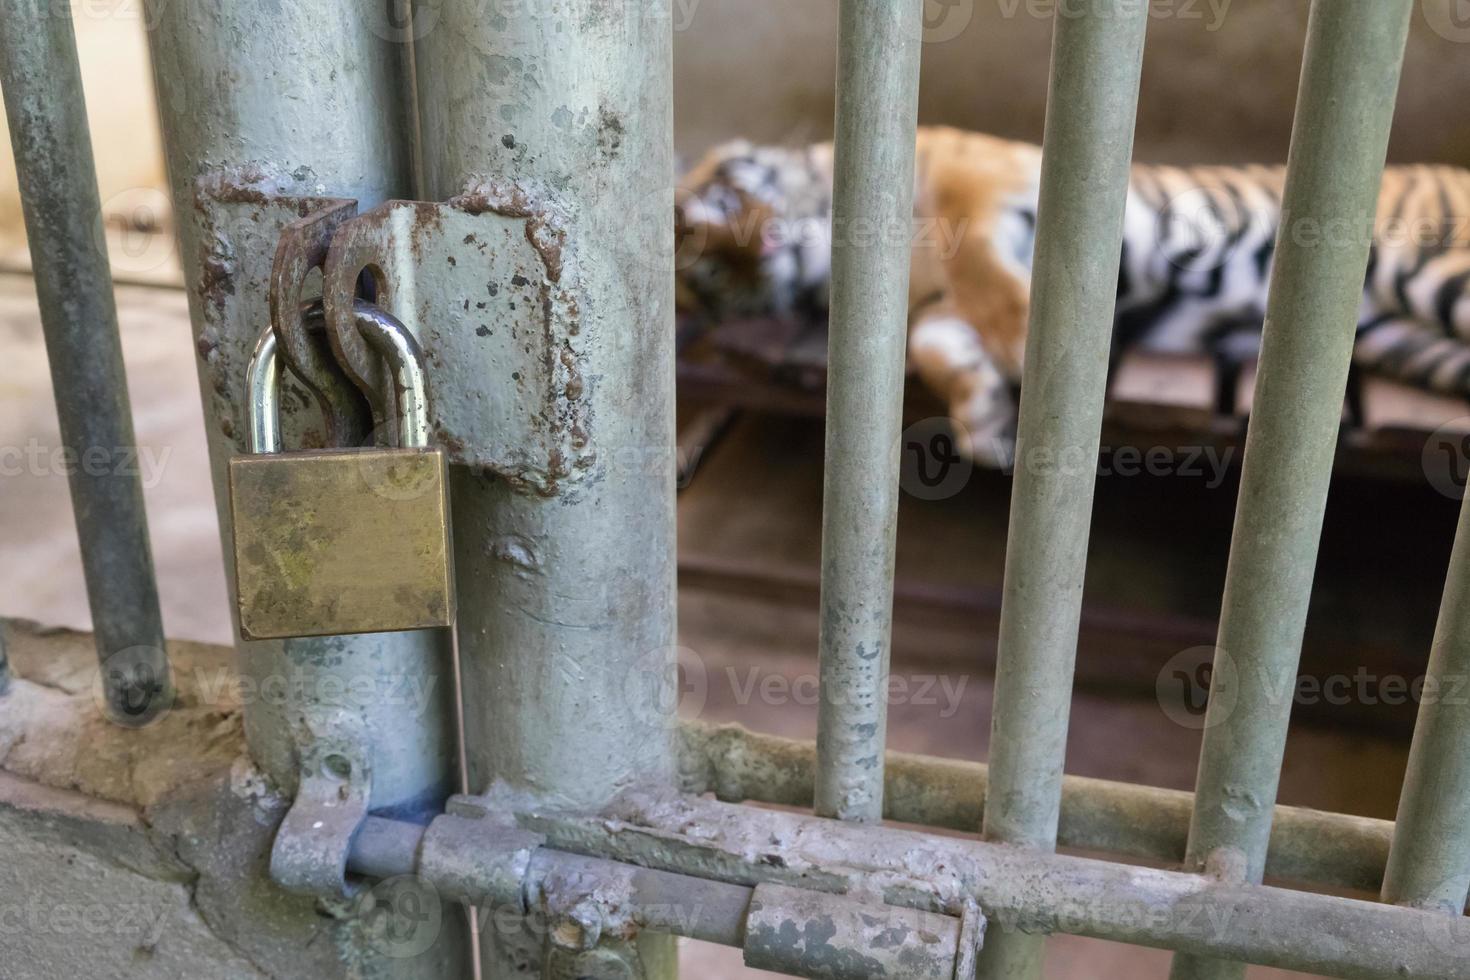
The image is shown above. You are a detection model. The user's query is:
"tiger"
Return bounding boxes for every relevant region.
[675,125,1470,467]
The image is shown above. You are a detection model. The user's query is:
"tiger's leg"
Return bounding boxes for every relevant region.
[908,304,1017,469]
[1354,310,1470,403]
[1199,314,1369,428]
[1203,319,1263,420]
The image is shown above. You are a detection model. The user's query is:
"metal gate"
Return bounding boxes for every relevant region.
[2,0,1467,977]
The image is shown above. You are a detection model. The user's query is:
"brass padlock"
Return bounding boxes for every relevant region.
[228,309,454,640]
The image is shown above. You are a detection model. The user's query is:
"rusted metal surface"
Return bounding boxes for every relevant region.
[268,200,370,447]
[350,810,981,979]
[320,186,590,496]
[344,785,1467,979]
[676,722,1396,895]
[743,883,976,980]
[192,175,355,454]
[414,12,681,978]
[529,849,754,950]
[501,789,1470,980]
[419,810,543,911]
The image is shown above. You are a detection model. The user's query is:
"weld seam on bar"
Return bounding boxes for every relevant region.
[0,0,170,726]
[1381,486,1470,912]
[980,2,1150,977]
[1170,4,1415,979]
[677,722,1395,896]
[814,0,924,823]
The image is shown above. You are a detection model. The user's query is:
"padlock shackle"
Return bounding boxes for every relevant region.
[354,302,431,451]
[245,306,431,455]
[246,326,282,455]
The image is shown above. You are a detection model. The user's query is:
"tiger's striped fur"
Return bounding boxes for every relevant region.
[675,126,1470,466]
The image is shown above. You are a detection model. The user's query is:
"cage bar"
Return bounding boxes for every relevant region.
[814,0,924,824]
[413,3,680,976]
[0,0,170,725]
[978,2,1150,976]
[1170,2,1415,979]
[1381,488,1470,912]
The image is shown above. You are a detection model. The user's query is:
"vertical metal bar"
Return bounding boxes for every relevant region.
[143,3,464,976]
[977,4,1149,977]
[414,3,678,977]
[813,0,923,824]
[1170,3,1413,979]
[1381,502,1470,913]
[0,622,9,697]
[0,0,170,726]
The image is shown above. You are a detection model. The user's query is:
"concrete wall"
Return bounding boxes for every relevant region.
[673,0,1470,165]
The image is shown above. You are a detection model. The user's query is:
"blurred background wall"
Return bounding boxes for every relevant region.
[673,0,1470,164]
[6,0,1470,259]
[0,3,163,264]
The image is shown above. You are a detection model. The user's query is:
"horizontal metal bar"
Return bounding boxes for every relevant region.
[815,0,923,824]
[349,816,975,980]
[677,722,1393,895]
[0,0,170,726]
[1172,3,1414,978]
[349,817,752,945]
[514,791,1469,980]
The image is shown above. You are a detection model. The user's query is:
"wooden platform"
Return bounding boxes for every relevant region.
[676,313,1470,484]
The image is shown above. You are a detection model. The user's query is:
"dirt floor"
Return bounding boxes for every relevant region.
[0,271,1425,978]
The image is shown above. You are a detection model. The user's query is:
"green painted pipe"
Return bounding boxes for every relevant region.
[1171,3,1414,979]
[414,2,680,975]
[815,0,924,824]
[980,2,1150,977]
[1381,489,1470,912]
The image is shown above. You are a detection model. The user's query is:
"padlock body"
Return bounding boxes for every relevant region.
[228,447,454,640]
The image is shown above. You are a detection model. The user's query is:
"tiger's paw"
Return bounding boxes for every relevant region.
[952,383,1018,471]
